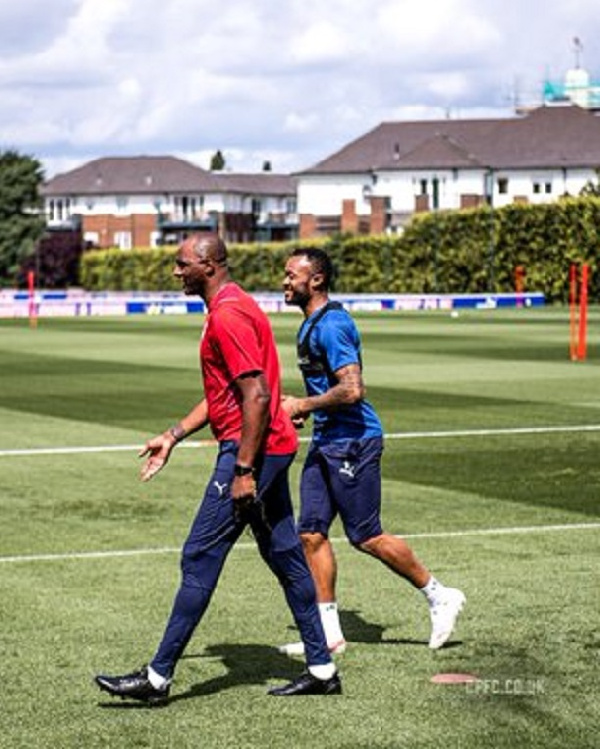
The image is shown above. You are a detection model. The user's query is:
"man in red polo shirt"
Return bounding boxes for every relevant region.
[95,234,340,703]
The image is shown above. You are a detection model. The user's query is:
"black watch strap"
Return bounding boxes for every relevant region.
[234,464,254,477]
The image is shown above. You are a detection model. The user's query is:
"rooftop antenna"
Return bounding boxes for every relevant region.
[573,37,583,69]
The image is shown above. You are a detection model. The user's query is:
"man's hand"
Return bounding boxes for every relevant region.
[281,395,308,429]
[139,432,177,482]
[231,474,258,522]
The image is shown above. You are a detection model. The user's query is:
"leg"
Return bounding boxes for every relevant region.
[252,455,340,696]
[299,531,346,652]
[357,533,465,648]
[358,533,430,588]
[251,454,333,669]
[150,445,242,678]
[328,437,466,650]
[279,446,346,655]
[95,443,244,704]
[326,436,426,586]
[300,531,337,602]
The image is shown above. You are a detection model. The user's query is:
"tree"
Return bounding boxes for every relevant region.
[0,150,46,287]
[210,149,226,171]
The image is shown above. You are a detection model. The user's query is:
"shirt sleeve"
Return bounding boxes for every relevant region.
[316,311,361,373]
[210,306,263,381]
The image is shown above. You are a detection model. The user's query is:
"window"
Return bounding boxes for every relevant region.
[497,178,508,194]
[174,195,203,220]
[114,231,132,250]
[533,183,541,194]
[420,179,428,196]
[48,198,71,221]
[116,197,128,212]
[432,177,440,210]
[545,182,552,194]
[286,199,297,214]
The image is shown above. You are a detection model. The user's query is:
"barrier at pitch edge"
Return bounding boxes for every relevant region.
[0,290,545,318]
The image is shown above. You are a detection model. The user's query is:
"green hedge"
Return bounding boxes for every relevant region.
[79,197,600,303]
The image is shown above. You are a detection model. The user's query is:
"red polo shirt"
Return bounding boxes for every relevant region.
[200,282,297,455]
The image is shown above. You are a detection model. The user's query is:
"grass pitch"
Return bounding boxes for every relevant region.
[0,308,599,749]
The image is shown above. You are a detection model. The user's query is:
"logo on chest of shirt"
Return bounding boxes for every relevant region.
[213,480,228,497]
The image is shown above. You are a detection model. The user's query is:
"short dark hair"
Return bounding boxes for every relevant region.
[290,247,334,290]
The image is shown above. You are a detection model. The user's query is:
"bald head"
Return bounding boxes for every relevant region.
[187,233,228,266]
[174,233,231,302]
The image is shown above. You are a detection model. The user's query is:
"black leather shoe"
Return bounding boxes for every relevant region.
[95,666,170,706]
[268,670,342,696]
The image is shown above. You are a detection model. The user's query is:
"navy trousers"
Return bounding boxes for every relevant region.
[150,441,330,678]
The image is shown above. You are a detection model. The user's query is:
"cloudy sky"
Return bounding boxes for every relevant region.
[1,0,600,178]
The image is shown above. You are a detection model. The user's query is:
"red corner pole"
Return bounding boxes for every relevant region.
[570,263,590,362]
[569,264,578,360]
[577,264,589,361]
[28,270,37,329]
[515,265,525,307]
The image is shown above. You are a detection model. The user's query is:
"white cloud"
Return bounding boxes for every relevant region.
[284,112,321,134]
[0,0,128,87]
[1,0,599,175]
[423,72,471,101]
[290,21,352,65]
[374,0,501,63]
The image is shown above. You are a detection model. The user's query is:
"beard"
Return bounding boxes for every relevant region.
[284,286,310,308]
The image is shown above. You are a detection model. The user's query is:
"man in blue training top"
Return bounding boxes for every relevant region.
[280,247,465,656]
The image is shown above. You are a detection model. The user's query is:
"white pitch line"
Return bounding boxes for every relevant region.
[386,424,600,439]
[2,424,600,457]
[0,441,216,457]
[1,522,598,565]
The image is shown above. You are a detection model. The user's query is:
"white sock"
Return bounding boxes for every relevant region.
[147,665,169,690]
[308,663,337,680]
[319,602,345,644]
[420,576,446,606]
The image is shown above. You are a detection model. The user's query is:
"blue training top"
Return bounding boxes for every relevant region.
[296,303,383,444]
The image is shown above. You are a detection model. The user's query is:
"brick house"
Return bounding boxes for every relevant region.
[42,156,298,249]
[41,105,600,248]
[296,105,600,238]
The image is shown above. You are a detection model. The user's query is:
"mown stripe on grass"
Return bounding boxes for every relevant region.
[2,424,600,457]
[1,522,598,564]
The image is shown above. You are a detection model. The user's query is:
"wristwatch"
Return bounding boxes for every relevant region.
[234,464,254,477]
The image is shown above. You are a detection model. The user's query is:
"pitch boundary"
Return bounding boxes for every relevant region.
[2,423,600,458]
[1,522,598,565]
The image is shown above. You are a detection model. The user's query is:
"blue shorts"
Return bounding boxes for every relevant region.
[298,437,384,545]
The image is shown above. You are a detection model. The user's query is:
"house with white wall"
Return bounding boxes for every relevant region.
[296,105,600,238]
[41,105,600,248]
[42,156,298,249]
